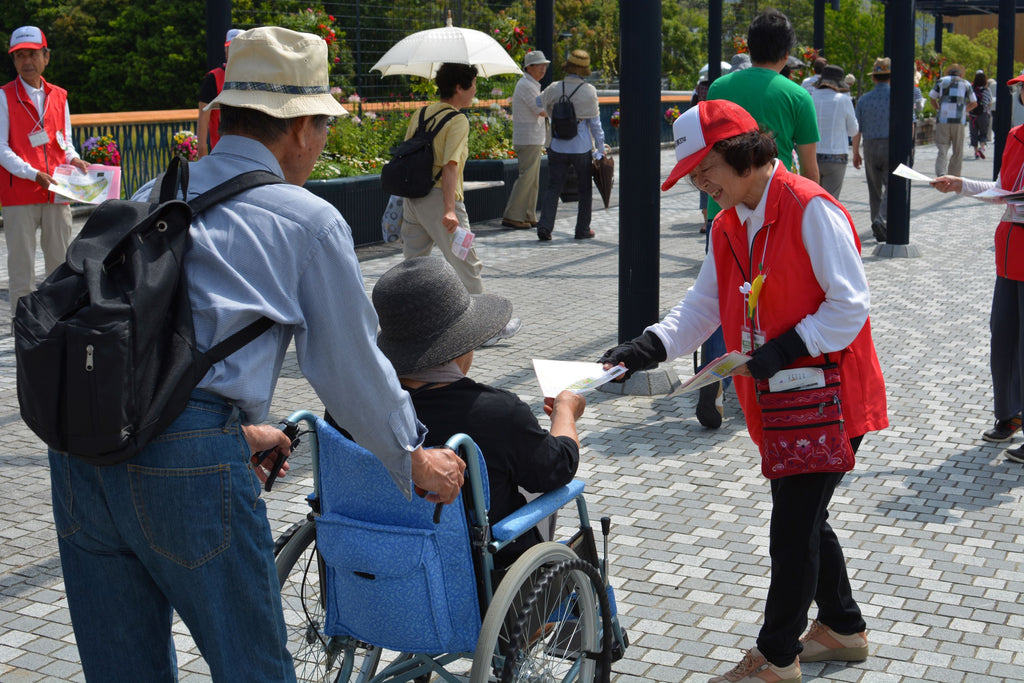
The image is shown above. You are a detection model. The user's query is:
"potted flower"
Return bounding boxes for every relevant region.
[171,130,199,161]
[82,134,121,166]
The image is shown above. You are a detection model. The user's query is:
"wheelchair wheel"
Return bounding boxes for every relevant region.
[469,542,597,682]
[505,559,610,683]
[276,520,382,683]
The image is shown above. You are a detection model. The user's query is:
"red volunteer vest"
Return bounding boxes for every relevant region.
[712,166,888,445]
[207,66,225,150]
[1,77,69,206]
[995,125,1024,281]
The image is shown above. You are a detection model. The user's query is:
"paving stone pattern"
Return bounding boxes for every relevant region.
[1,141,1022,682]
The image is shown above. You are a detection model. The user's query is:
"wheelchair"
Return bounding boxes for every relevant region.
[272,411,629,682]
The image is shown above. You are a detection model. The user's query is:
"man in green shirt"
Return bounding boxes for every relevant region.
[694,8,821,430]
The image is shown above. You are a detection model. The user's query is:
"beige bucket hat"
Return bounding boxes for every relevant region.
[207,26,347,119]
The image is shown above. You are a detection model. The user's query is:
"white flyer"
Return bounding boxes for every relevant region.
[451,226,474,261]
[668,351,751,397]
[891,163,935,183]
[49,164,121,204]
[532,359,626,397]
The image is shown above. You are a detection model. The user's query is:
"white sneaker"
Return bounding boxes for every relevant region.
[481,318,521,347]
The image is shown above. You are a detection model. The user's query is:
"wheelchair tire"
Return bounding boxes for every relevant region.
[275,519,382,683]
[504,559,610,683]
[469,542,597,683]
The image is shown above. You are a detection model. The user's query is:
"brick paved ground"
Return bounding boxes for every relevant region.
[1,139,1022,682]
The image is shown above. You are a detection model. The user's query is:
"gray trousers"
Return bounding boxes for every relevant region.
[3,202,73,318]
[817,160,848,200]
[862,138,889,227]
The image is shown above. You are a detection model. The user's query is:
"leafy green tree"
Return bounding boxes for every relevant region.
[663,2,708,90]
[938,29,1000,80]
[823,0,884,100]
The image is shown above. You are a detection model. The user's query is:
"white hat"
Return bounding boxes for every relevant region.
[225,28,244,46]
[207,27,347,119]
[9,26,47,53]
[524,50,550,68]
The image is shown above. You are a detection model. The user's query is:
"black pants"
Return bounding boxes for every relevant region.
[991,275,1024,421]
[757,436,865,667]
[538,150,593,236]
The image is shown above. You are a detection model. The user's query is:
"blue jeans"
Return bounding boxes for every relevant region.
[49,391,296,682]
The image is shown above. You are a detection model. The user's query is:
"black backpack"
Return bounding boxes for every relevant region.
[14,158,280,465]
[380,106,462,198]
[551,82,585,139]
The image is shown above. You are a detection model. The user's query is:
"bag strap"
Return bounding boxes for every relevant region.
[189,168,285,362]
[188,169,284,215]
[204,315,276,364]
[568,82,585,99]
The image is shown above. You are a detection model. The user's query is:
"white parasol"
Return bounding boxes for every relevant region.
[371,16,522,79]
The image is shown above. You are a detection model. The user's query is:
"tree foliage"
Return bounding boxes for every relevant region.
[823,0,884,101]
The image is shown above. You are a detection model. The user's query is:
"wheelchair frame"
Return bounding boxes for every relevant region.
[273,410,628,682]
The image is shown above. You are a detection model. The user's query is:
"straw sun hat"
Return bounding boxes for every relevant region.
[207,26,347,119]
[373,258,512,375]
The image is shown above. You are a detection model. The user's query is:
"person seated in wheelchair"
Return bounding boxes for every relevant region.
[370,256,585,574]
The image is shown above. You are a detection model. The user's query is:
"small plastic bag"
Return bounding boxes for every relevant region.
[381,195,404,243]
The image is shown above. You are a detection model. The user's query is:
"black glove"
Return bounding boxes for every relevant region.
[598,331,668,381]
[745,328,809,380]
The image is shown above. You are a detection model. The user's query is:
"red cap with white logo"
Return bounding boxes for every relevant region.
[661,100,759,192]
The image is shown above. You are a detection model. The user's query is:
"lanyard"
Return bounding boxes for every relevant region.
[16,79,47,134]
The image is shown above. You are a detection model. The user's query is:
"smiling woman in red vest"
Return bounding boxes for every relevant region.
[599,99,888,683]
[0,25,89,318]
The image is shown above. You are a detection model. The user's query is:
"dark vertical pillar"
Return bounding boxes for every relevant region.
[536,0,554,88]
[934,14,943,54]
[708,0,722,83]
[617,1,662,341]
[880,0,918,258]
[883,0,892,60]
[814,0,826,55]
[206,0,232,70]
[994,0,1016,179]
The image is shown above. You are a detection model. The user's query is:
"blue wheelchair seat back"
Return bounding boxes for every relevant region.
[313,418,489,654]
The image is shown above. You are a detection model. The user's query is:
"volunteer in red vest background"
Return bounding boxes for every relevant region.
[931,69,1024,461]
[0,26,89,320]
[197,28,243,158]
[599,100,887,683]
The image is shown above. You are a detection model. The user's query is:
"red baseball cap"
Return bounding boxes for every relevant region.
[8,26,47,53]
[1008,70,1024,86]
[662,100,759,191]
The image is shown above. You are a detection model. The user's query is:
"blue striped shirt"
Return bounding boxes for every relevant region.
[134,135,425,495]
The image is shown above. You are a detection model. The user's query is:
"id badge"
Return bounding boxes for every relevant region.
[741,325,766,354]
[29,130,50,147]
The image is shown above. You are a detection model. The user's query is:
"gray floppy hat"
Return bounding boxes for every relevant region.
[816,64,849,92]
[524,50,550,67]
[373,258,512,375]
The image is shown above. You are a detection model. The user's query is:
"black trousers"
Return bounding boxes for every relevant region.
[757,436,866,667]
[538,150,593,236]
[991,275,1024,421]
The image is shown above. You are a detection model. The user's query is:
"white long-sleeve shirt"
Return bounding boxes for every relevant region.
[648,161,870,359]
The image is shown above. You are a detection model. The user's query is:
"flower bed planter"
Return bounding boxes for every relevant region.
[305,157,549,247]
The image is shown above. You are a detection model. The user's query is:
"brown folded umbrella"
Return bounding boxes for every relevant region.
[592,156,614,209]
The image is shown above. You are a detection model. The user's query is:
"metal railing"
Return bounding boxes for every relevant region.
[70,112,197,198]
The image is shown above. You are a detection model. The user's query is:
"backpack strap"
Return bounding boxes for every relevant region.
[568,82,585,99]
[418,109,462,183]
[187,168,285,362]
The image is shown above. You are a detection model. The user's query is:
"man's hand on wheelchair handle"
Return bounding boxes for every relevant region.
[411,446,466,504]
[243,423,293,485]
